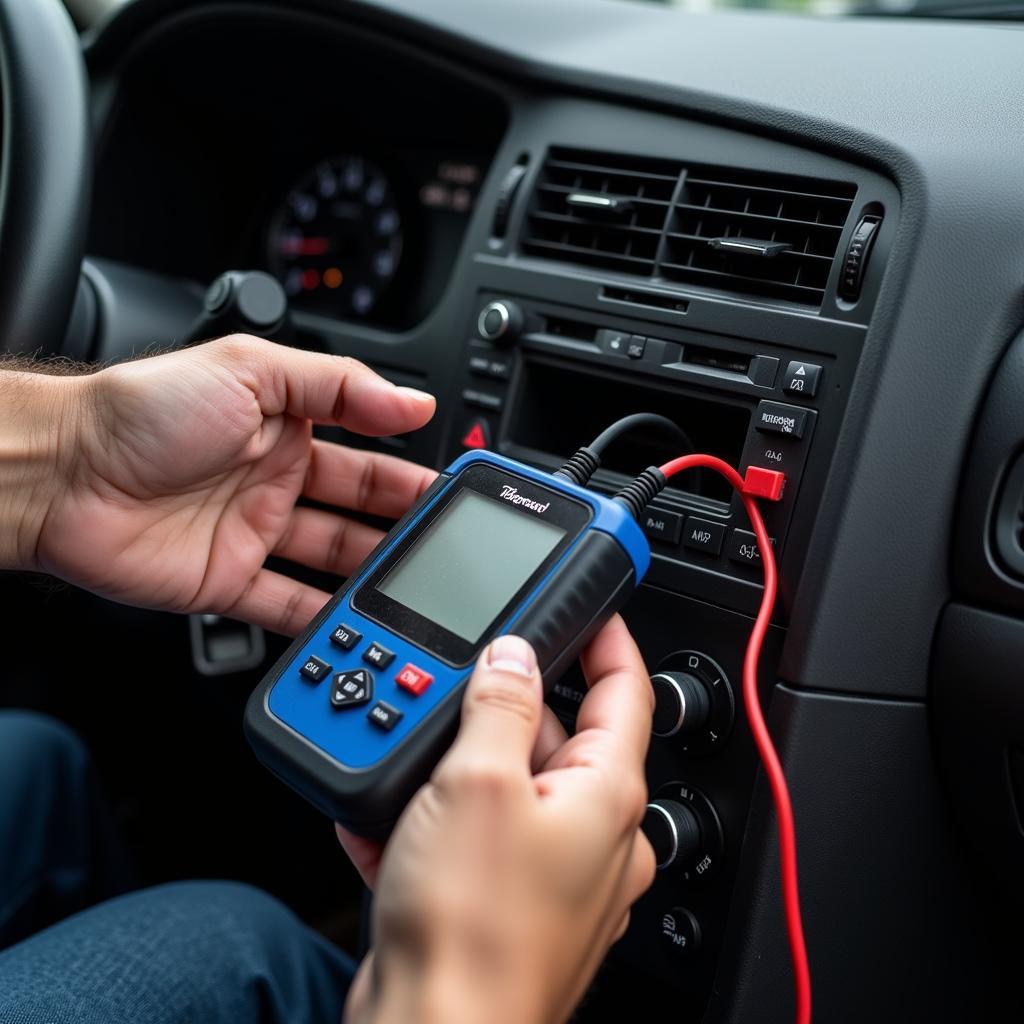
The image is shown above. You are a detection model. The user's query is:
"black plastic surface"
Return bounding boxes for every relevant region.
[952,329,1024,616]
[932,603,1024,981]
[710,685,1007,1023]
[0,0,91,356]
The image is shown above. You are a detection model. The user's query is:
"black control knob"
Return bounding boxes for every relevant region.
[188,270,289,344]
[477,300,522,346]
[650,672,711,738]
[641,800,702,870]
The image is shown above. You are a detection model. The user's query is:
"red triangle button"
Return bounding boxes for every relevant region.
[461,421,489,450]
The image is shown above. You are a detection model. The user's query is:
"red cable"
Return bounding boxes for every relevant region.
[657,454,811,1024]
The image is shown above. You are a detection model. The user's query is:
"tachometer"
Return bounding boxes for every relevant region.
[267,155,403,319]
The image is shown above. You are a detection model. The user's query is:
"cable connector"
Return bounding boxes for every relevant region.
[613,466,667,520]
[552,446,602,487]
[742,466,786,502]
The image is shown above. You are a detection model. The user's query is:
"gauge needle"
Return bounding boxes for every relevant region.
[280,236,330,256]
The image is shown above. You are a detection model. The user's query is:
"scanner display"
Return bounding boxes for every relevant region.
[376,489,566,643]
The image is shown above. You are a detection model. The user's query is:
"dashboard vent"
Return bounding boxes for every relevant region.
[521,148,681,276]
[520,148,857,308]
[661,165,856,305]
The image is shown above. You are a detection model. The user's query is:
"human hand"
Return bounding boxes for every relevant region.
[339,616,656,1024]
[23,336,436,633]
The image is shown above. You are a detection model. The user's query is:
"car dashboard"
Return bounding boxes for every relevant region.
[11,0,1021,1019]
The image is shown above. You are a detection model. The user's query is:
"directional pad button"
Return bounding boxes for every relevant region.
[330,668,373,710]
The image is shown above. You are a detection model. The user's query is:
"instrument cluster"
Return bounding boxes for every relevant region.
[264,149,485,327]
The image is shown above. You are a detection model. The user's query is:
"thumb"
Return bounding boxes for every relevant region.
[438,635,543,782]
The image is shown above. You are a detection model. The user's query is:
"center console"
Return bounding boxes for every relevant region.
[425,122,899,1016]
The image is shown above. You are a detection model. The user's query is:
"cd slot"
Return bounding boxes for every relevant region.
[508,355,749,504]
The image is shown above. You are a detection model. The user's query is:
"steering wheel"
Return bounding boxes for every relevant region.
[0,0,90,356]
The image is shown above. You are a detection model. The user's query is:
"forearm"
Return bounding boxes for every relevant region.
[0,368,87,571]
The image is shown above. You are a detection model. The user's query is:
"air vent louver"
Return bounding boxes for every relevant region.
[521,148,682,276]
[662,166,856,305]
[520,148,857,308]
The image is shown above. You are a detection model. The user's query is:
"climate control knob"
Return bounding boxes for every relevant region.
[641,799,702,871]
[650,672,712,738]
[477,299,522,346]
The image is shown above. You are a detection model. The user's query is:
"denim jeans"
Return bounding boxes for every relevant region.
[0,710,355,1023]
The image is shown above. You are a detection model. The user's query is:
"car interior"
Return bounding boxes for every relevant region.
[3,0,1024,1019]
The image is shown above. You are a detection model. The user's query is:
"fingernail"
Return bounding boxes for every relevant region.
[486,635,536,678]
[396,386,435,403]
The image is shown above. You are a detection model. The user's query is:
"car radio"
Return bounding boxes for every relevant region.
[448,293,832,618]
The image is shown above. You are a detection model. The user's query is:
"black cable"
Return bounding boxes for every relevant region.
[553,413,691,487]
[587,412,691,458]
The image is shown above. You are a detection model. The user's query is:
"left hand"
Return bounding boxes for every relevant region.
[30,335,437,634]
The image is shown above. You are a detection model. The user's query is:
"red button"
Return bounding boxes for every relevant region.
[461,419,489,450]
[395,663,433,696]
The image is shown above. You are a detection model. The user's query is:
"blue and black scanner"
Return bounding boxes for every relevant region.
[244,449,651,838]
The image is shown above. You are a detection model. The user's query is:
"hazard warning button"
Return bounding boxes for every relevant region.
[460,418,491,450]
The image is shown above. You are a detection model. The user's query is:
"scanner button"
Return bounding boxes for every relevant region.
[363,642,395,669]
[396,663,433,696]
[330,669,373,709]
[329,623,362,651]
[299,655,331,683]
[367,701,403,731]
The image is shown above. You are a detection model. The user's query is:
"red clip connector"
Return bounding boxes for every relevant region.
[742,466,786,502]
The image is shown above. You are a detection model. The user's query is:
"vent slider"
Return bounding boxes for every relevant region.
[566,192,634,216]
[708,237,791,257]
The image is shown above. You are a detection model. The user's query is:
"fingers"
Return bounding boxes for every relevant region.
[574,615,654,772]
[224,568,330,636]
[530,705,569,774]
[336,823,385,892]
[210,335,436,436]
[626,831,657,904]
[435,635,543,786]
[304,441,437,518]
[274,506,384,578]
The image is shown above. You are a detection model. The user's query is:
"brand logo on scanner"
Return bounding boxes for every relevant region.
[499,485,550,513]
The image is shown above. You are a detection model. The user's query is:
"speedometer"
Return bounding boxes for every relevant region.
[267,155,403,319]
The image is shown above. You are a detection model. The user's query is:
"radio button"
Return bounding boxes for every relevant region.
[462,388,504,413]
[683,517,726,556]
[597,329,630,356]
[754,400,809,440]
[640,507,683,545]
[396,663,433,696]
[329,623,362,651]
[300,655,331,683]
[363,642,395,669]
[469,354,511,380]
[626,335,647,360]
[727,529,776,566]
[367,701,403,731]
[783,360,822,398]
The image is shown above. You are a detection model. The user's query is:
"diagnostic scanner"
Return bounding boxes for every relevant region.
[245,449,650,838]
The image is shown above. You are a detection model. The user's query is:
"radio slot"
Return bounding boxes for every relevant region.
[683,344,750,376]
[509,356,749,504]
[543,315,598,344]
